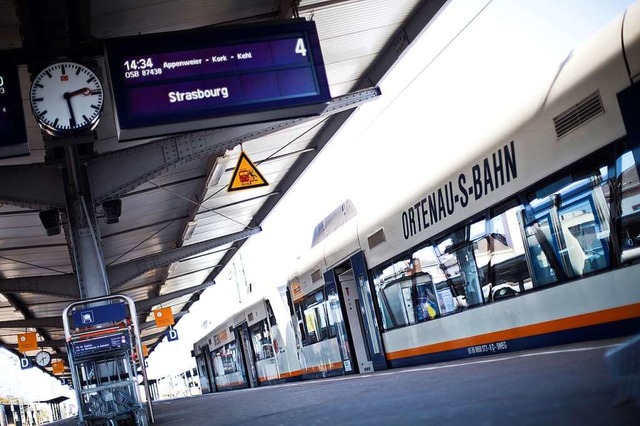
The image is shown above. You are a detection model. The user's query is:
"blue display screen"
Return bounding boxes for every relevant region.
[71,333,130,358]
[0,58,28,154]
[105,20,331,141]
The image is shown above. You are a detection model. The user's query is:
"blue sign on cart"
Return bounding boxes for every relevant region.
[72,302,127,328]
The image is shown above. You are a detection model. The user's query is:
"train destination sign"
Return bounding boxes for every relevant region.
[0,57,29,157]
[105,20,331,141]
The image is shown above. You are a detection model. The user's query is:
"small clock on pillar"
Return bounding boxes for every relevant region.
[34,350,51,367]
[29,62,104,137]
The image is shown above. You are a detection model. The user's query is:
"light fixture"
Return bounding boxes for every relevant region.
[205,154,231,188]
[39,208,61,236]
[181,220,198,241]
[102,199,122,224]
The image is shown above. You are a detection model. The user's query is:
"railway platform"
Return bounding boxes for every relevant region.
[49,339,640,425]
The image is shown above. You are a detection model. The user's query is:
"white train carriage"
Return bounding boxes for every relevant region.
[193,295,302,392]
[288,1,640,371]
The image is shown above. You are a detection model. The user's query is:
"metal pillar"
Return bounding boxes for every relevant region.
[63,144,110,298]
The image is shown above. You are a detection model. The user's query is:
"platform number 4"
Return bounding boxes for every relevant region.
[295,38,307,57]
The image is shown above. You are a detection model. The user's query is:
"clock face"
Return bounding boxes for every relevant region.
[30,62,104,137]
[35,350,51,367]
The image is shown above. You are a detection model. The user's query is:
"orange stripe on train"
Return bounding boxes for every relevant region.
[258,361,343,381]
[386,303,640,360]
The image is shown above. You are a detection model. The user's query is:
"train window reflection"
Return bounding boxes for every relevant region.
[617,149,640,263]
[435,221,486,308]
[373,248,458,331]
[520,214,560,286]
[521,162,611,283]
[301,290,332,345]
[488,204,532,301]
[214,342,242,377]
[250,320,274,360]
[373,257,412,330]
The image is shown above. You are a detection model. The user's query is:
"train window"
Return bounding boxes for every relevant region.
[373,257,410,330]
[557,195,610,274]
[373,246,462,331]
[617,148,640,263]
[325,291,339,338]
[435,219,487,309]
[488,204,532,301]
[519,214,561,286]
[373,256,414,330]
[213,342,242,378]
[250,320,274,360]
[521,160,612,285]
[301,290,331,344]
[294,303,305,343]
[411,246,455,318]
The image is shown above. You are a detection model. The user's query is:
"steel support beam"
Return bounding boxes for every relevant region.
[63,146,110,299]
[0,316,64,329]
[0,164,66,209]
[87,88,381,204]
[0,275,79,298]
[135,281,213,313]
[108,227,261,290]
[4,338,66,349]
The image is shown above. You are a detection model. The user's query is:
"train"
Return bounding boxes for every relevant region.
[193,1,640,391]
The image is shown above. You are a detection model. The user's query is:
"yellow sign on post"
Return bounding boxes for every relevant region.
[52,360,64,375]
[17,332,38,353]
[142,345,149,357]
[227,151,268,191]
[153,307,175,328]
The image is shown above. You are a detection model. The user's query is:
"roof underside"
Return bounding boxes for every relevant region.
[0,0,447,379]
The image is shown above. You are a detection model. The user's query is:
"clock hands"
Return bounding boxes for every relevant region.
[63,91,77,128]
[67,87,101,97]
[63,92,77,128]
[63,87,99,128]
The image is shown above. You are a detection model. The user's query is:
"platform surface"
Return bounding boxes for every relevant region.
[51,339,640,425]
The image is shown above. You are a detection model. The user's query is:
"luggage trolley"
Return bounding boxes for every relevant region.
[63,295,154,426]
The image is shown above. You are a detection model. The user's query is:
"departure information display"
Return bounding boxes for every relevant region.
[105,20,331,141]
[72,333,130,358]
[0,57,29,157]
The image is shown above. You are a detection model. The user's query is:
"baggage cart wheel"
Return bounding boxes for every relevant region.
[135,409,149,426]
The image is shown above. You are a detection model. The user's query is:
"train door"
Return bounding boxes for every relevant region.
[237,322,259,387]
[195,352,212,393]
[203,347,217,392]
[328,252,387,373]
[338,269,374,373]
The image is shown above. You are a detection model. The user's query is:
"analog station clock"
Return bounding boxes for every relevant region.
[29,62,104,137]
[34,350,51,367]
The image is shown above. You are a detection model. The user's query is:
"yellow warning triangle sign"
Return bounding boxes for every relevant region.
[227,151,269,192]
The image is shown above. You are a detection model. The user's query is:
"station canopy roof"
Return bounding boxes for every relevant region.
[0,0,447,378]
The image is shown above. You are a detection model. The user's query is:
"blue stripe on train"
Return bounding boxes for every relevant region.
[388,317,640,369]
